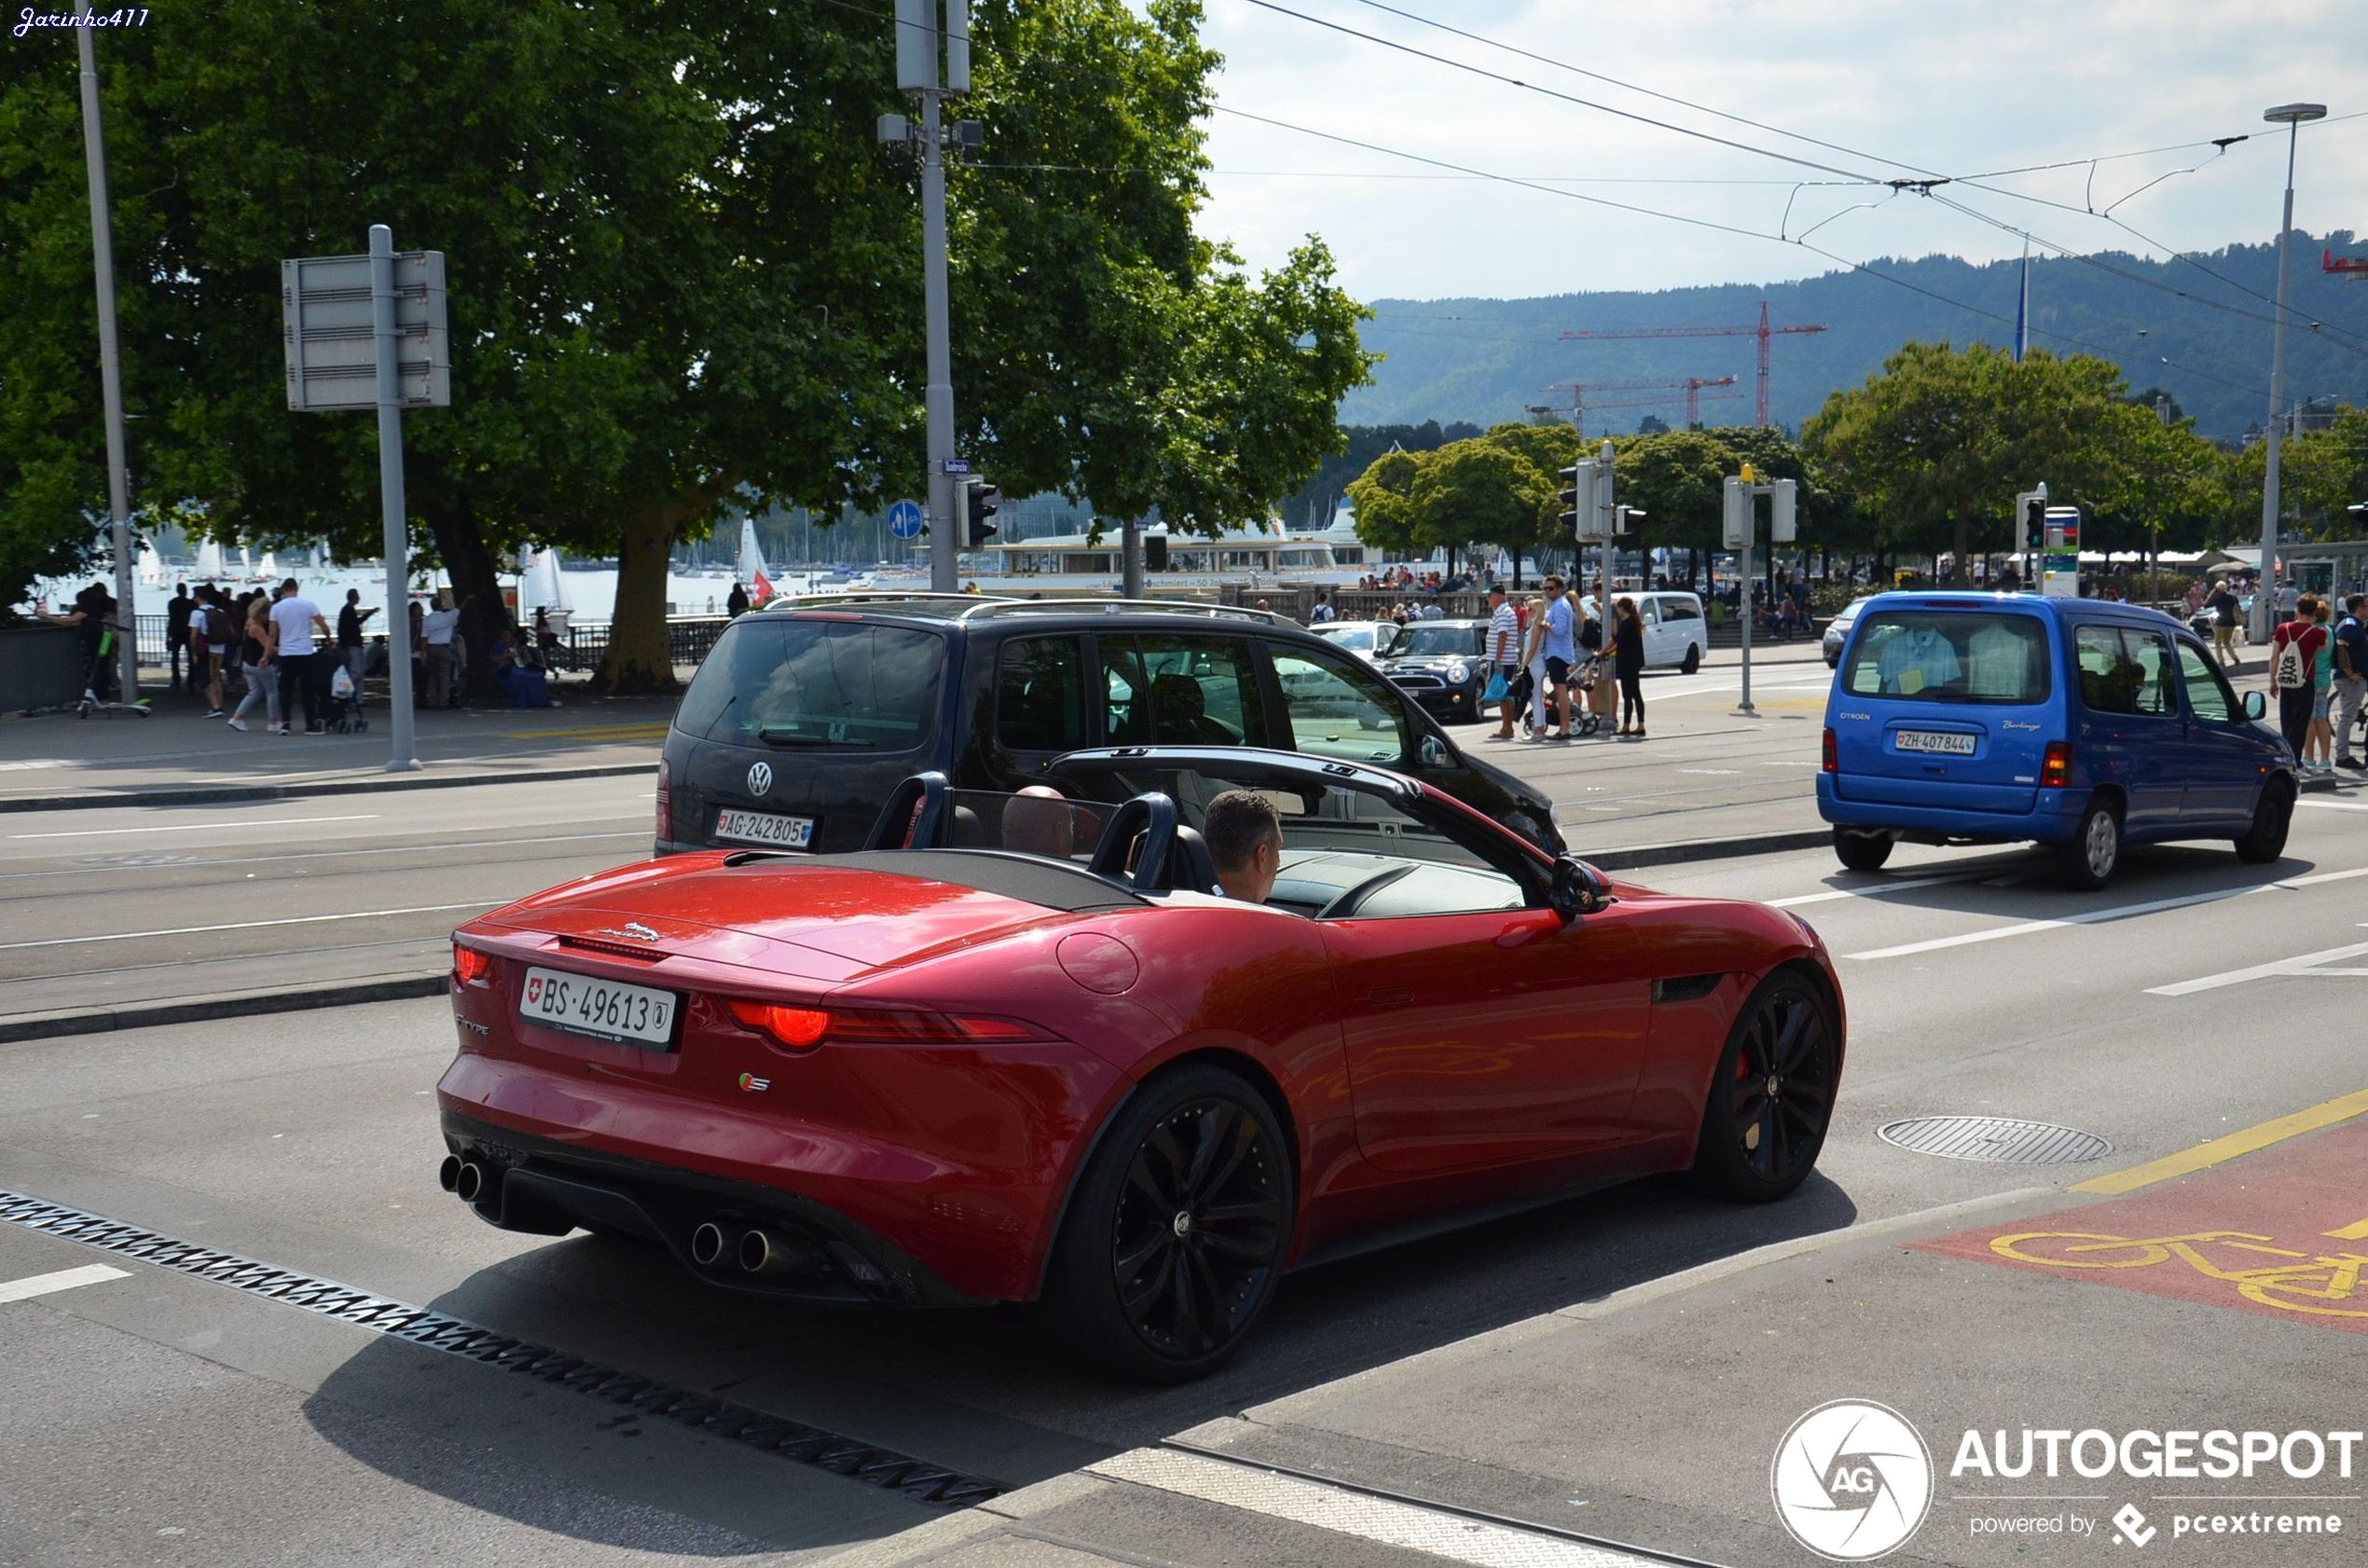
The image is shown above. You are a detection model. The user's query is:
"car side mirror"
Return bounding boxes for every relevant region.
[1549,854,1613,921]
[1417,734,1449,769]
[2242,690,2266,722]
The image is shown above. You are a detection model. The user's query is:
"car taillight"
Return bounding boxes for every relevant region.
[654,756,671,846]
[1821,726,1838,773]
[2041,741,2073,789]
[452,943,493,986]
[726,1001,1051,1052]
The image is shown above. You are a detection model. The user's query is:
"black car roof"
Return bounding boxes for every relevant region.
[764,593,1298,636]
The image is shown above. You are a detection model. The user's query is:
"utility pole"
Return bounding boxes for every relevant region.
[884,1,977,593]
[76,4,137,701]
[2255,102,2326,642]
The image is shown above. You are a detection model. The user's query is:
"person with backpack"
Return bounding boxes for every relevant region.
[187,586,227,716]
[2268,594,2329,764]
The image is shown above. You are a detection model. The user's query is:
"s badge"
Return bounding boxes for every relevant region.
[737,1072,772,1093]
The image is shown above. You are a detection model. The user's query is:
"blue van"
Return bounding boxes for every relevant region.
[1818,593,2296,888]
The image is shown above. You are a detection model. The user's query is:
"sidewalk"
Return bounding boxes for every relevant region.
[0,684,674,812]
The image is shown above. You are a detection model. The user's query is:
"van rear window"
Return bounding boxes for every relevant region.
[1840,612,2050,705]
[673,618,943,750]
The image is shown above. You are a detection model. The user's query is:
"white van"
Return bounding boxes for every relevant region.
[1580,592,1708,673]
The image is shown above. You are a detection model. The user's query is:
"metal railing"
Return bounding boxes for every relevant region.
[130,612,736,675]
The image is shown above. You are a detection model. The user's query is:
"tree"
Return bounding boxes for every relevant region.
[1405,438,1554,579]
[1343,448,1423,559]
[1636,413,1671,436]
[1801,342,2170,581]
[2223,404,2368,545]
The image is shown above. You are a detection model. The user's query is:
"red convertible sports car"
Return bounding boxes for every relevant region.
[438,748,1845,1380]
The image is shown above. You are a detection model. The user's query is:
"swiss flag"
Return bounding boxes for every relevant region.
[752,567,774,606]
[526,978,542,1004]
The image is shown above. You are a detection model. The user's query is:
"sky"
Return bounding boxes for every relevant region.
[1191,0,2368,303]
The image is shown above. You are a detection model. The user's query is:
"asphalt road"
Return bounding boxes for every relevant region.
[3,804,2364,1565]
[0,775,656,1022]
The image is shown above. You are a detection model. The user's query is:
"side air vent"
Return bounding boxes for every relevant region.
[1650,973,1725,1004]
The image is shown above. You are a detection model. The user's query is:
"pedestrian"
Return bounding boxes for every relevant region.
[1517,595,1549,738]
[2334,594,2367,772]
[337,589,377,700]
[407,599,427,695]
[1484,585,1521,741]
[1310,593,1335,625]
[2304,596,2337,775]
[2268,594,2328,764]
[420,592,466,708]
[39,582,120,703]
[2207,579,2241,667]
[268,577,332,736]
[726,581,750,617]
[1534,574,1577,741]
[165,583,192,690]
[1611,596,1648,738]
[2277,579,2300,624]
[225,595,282,733]
[188,586,227,716]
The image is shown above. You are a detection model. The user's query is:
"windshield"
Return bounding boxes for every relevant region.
[1840,611,2051,704]
[1386,625,1484,658]
[672,617,943,750]
[1313,624,1376,653]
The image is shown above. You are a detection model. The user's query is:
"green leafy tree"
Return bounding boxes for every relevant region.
[2223,404,2368,545]
[1405,438,1553,580]
[1344,448,1423,559]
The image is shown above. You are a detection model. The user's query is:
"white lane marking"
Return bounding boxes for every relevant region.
[1087,1448,1659,1568]
[2149,932,2368,996]
[0,830,649,883]
[0,1263,130,1303]
[9,814,379,840]
[1769,872,1977,908]
[1846,865,2368,961]
[0,901,495,952]
[0,760,66,773]
[2299,800,2368,812]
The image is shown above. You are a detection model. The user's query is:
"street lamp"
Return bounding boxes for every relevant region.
[2253,101,2326,643]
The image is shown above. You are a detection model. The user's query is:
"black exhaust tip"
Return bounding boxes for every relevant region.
[691,1220,738,1269]
[454,1161,488,1204]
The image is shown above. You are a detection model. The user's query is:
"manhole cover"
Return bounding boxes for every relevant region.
[1877,1116,2112,1164]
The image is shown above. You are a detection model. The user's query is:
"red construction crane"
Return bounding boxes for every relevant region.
[1559,300,1829,426]
[1533,376,1741,437]
[2328,247,2368,280]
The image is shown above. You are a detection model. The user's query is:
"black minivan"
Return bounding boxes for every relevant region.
[657,596,1564,857]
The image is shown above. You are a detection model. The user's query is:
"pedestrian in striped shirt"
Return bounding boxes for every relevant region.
[1486,585,1521,740]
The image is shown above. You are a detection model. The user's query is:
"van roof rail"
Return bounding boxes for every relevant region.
[957,598,1290,626]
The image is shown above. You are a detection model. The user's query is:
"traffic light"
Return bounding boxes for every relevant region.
[1559,462,1581,534]
[1722,475,1749,550]
[960,479,1001,548]
[1770,479,1797,543]
[2022,495,2045,540]
[1562,461,1601,538]
[1145,533,1169,571]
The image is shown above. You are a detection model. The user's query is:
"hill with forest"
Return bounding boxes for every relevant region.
[1342,231,2368,444]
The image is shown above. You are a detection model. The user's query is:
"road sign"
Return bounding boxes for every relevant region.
[282,250,449,411]
[940,457,971,475]
[888,500,925,540]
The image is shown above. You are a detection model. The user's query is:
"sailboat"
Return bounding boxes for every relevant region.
[737,517,774,604]
[194,538,227,581]
[519,545,573,614]
[258,550,279,582]
[137,541,165,584]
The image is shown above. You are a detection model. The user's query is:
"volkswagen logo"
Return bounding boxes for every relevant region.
[747,762,774,796]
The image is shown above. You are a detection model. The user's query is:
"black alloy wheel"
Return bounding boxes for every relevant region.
[1832,828,1893,873]
[1041,1066,1291,1381]
[1691,972,1838,1203]
[2234,777,2293,864]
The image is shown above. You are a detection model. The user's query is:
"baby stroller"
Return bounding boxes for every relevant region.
[1573,655,1608,737]
[323,661,369,734]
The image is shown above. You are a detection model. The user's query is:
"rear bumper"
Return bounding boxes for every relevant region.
[1817,775,2086,844]
[440,1110,987,1307]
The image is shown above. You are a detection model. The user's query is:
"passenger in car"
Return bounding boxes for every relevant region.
[1003,785,1076,860]
[1204,790,1284,905]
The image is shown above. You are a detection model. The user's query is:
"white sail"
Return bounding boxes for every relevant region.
[258,550,279,581]
[195,539,226,579]
[737,518,773,601]
[521,546,573,613]
[542,546,573,612]
[137,541,165,584]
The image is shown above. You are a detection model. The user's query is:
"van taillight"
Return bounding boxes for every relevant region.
[2041,741,2073,789]
[654,756,671,845]
[1821,727,1838,773]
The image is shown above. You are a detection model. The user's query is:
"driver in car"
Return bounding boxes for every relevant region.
[1204,790,1284,904]
[1002,784,1075,860]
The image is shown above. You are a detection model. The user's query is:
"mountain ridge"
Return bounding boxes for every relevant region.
[1341,230,2368,442]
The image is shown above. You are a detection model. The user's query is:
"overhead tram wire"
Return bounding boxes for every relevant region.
[1264,0,2364,349]
[1211,105,2275,405]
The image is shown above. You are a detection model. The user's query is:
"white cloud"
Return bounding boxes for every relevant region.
[1194,0,2368,300]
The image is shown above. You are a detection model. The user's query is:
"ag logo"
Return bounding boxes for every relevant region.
[747,762,774,796]
[1769,1400,1933,1561]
